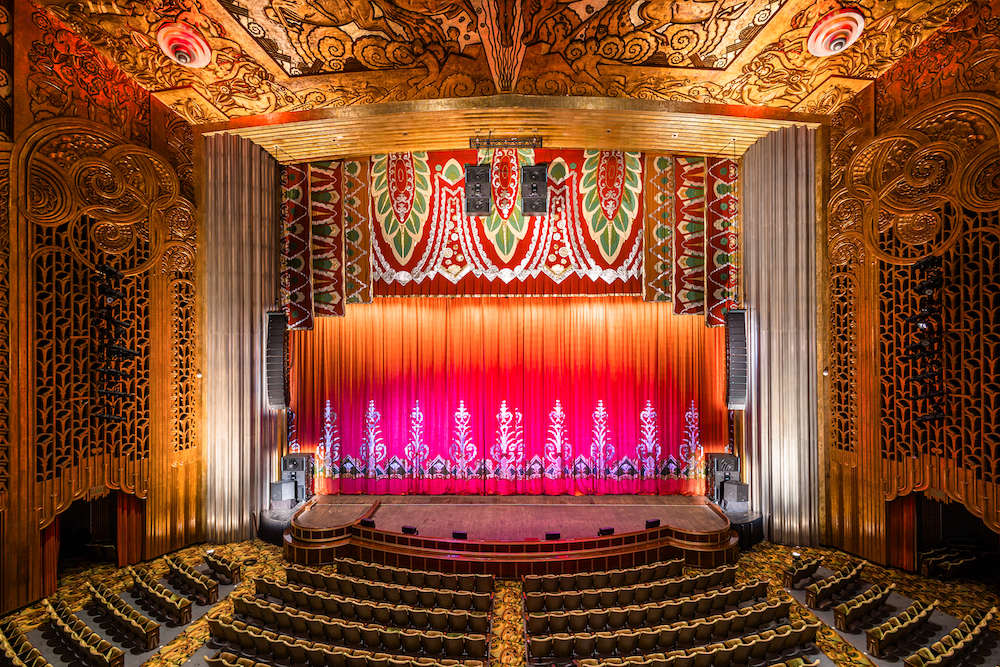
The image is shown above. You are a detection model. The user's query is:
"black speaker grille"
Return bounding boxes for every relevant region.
[725,309,748,409]
[266,311,287,408]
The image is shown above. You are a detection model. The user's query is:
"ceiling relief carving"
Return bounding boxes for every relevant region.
[36,0,969,122]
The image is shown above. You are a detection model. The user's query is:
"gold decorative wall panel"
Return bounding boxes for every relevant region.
[0,141,9,507]
[826,0,1000,561]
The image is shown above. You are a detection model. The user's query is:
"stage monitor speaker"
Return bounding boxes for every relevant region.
[545,531,560,541]
[725,309,748,409]
[598,527,614,537]
[266,312,287,408]
[282,453,312,472]
[359,518,375,528]
[464,164,491,215]
[452,531,468,540]
[521,164,548,214]
[710,454,740,473]
[270,480,294,502]
[723,481,749,503]
[402,525,418,535]
[645,519,661,529]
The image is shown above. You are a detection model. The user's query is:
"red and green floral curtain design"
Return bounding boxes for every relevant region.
[280,149,739,495]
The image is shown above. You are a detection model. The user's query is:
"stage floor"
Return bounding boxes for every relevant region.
[295,494,728,541]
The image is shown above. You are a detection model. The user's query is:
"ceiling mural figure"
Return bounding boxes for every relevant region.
[32,0,970,121]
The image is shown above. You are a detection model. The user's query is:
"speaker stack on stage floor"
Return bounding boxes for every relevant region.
[281,453,314,504]
[708,453,762,551]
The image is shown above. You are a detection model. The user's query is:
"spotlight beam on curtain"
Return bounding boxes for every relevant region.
[289,296,728,495]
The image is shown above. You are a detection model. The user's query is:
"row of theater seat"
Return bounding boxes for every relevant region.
[206,552,243,584]
[207,648,484,667]
[528,598,790,643]
[526,564,738,610]
[832,583,894,631]
[0,620,54,667]
[165,556,220,604]
[525,579,770,614]
[329,560,493,593]
[522,559,686,593]
[865,598,938,657]
[259,577,491,613]
[234,594,490,641]
[43,598,125,667]
[85,581,160,650]
[209,614,489,660]
[578,660,820,667]
[903,607,997,667]
[782,558,822,589]
[563,620,821,667]
[127,566,193,624]
[529,599,796,658]
[804,561,865,608]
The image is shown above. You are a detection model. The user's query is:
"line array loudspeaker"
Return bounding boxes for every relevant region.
[266,311,287,408]
[521,164,548,214]
[725,309,748,410]
[464,164,491,215]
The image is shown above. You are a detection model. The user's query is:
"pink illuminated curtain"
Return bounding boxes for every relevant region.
[289,296,728,495]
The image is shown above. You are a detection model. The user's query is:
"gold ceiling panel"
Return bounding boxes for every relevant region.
[200,95,822,164]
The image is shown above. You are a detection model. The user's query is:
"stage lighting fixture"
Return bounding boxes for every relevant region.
[402,525,418,535]
[98,283,125,302]
[598,527,614,537]
[97,324,127,341]
[915,411,946,423]
[93,412,126,422]
[97,388,134,399]
[96,263,124,281]
[95,367,131,379]
[452,531,468,540]
[903,350,933,361]
[913,255,942,272]
[359,518,375,528]
[545,531,560,541]
[96,310,130,329]
[103,344,139,359]
[911,369,942,383]
[912,389,946,400]
[645,519,661,529]
[914,274,943,295]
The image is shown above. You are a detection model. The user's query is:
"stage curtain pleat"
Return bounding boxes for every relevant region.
[291,296,728,495]
[202,134,284,541]
[743,126,820,545]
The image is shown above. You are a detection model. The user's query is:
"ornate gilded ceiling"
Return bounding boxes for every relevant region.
[38,0,969,125]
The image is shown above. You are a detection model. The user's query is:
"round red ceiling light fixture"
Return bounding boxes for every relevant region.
[807,7,865,57]
[156,22,212,68]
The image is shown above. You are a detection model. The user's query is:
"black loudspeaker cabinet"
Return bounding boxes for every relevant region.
[270,480,294,501]
[266,312,287,408]
[282,453,313,472]
[521,164,547,215]
[464,164,491,215]
[723,480,749,503]
[726,309,748,409]
[711,454,740,473]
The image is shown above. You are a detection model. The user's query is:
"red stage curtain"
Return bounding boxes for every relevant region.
[289,296,727,495]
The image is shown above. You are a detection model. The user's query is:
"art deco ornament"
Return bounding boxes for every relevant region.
[156,22,212,68]
[807,8,865,57]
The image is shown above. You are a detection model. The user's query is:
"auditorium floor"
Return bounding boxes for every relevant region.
[3,539,998,667]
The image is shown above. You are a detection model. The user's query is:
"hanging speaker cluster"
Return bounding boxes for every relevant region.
[725,310,748,410]
[905,256,946,424]
[463,163,549,216]
[156,21,212,68]
[266,311,288,409]
[92,261,135,424]
[807,8,865,57]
